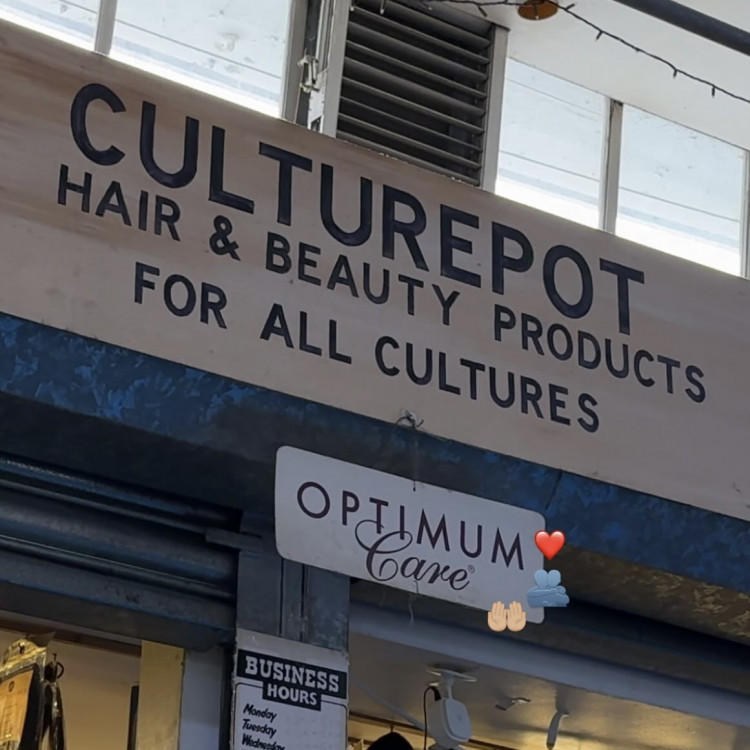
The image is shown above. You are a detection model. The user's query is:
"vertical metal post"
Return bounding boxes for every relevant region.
[480,25,509,193]
[281,0,311,123]
[306,0,351,136]
[600,99,624,234]
[236,524,349,651]
[94,0,118,55]
[740,151,750,278]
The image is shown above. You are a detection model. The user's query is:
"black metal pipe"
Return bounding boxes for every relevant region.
[609,0,750,58]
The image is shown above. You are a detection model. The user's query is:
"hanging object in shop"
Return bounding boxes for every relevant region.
[0,636,66,750]
[232,629,348,750]
[2,23,750,523]
[275,447,546,621]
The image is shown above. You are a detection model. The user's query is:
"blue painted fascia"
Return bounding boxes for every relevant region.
[0,312,747,596]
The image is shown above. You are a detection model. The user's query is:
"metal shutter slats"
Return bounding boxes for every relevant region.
[339,96,482,154]
[347,24,488,84]
[340,0,495,186]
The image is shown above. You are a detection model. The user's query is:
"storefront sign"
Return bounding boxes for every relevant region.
[232,630,348,750]
[275,447,545,621]
[1,22,749,520]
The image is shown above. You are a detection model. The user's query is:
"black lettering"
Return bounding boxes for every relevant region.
[547,324,574,361]
[398,274,424,316]
[134,262,159,303]
[657,355,681,394]
[327,255,359,297]
[299,312,322,356]
[342,491,359,525]
[363,264,389,304]
[491,223,533,294]
[685,364,706,404]
[299,244,322,285]
[320,164,372,245]
[382,186,428,271]
[406,344,432,385]
[578,393,599,433]
[489,368,514,407]
[154,196,181,240]
[140,102,198,188]
[94,180,131,224]
[634,349,655,387]
[578,330,601,369]
[416,511,450,551]
[297,482,330,519]
[259,143,313,225]
[210,127,254,214]
[329,320,352,363]
[138,190,148,231]
[266,233,292,274]
[375,336,399,376]
[58,165,92,212]
[370,497,388,532]
[163,274,196,317]
[433,285,460,326]
[494,305,516,342]
[70,83,125,166]
[543,245,593,319]
[459,358,485,400]
[260,303,294,347]
[549,384,570,425]
[440,205,480,287]
[605,340,629,378]
[438,352,461,395]
[520,376,544,418]
[200,283,227,328]
[491,531,524,569]
[521,313,544,355]
[600,259,644,335]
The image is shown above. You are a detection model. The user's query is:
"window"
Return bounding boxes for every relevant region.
[111,0,292,116]
[496,59,606,229]
[616,106,744,275]
[0,0,97,48]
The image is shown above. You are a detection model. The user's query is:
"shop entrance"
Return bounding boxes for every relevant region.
[346,611,750,750]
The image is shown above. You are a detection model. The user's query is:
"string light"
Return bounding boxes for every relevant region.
[418,0,750,106]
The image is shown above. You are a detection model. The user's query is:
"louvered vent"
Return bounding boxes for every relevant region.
[339,0,494,186]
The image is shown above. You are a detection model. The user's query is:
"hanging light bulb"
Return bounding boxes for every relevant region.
[518,0,559,21]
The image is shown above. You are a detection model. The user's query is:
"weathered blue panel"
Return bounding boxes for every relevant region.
[0,312,747,603]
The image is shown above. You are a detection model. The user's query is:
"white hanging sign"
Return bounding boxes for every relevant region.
[275,446,546,621]
[232,630,349,750]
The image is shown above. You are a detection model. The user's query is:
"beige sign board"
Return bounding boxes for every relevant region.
[0,22,748,522]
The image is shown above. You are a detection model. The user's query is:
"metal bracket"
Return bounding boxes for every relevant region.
[298,54,321,93]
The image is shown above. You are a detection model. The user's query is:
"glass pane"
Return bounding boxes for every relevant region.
[0,0,97,47]
[111,0,292,116]
[616,106,744,275]
[497,59,605,229]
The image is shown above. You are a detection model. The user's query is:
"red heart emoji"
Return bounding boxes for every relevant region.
[535,530,565,560]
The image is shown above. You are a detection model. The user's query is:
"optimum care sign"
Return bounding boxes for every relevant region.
[275,447,545,620]
[1,23,750,521]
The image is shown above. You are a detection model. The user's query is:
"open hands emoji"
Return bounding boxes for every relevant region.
[487,601,528,633]
[487,601,507,632]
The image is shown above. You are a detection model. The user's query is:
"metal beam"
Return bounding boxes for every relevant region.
[93,0,118,55]
[479,25,508,192]
[599,99,623,234]
[609,0,750,58]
